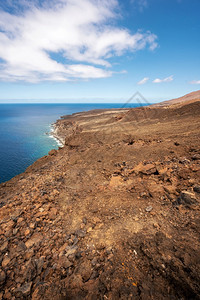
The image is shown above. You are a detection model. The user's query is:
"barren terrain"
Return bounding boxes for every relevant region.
[0,92,200,299]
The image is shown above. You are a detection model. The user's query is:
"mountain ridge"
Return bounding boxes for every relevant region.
[153,90,200,107]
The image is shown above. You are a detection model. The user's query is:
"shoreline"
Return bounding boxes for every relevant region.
[48,124,65,148]
[0,92,199,299]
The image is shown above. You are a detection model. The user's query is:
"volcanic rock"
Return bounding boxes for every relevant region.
[177,191,198,206]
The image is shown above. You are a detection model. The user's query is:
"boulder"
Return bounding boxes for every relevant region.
[2,256,11,268]
[25,259,37,281]
[49,208,58,220]
[0,269,6,286]
[78,259,92,282]
[133,162,157,175]
[177,191,197,206]
[35,256,45,275]
[48,149,57,156]
[193,185,200,193]
[58,256,73,269]
[0,240,8,252]
[15,282,32,298]
[25,233,43,248]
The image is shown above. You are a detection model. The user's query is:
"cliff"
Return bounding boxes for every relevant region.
[0,91,200,299]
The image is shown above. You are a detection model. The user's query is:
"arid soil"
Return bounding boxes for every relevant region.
[0,92,200,299]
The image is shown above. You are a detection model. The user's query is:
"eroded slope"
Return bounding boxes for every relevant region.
[0,99,200,299]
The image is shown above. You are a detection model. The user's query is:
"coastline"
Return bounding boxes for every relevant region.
[47,107,131,150]
[48,124,65,148]
[0,93,200,299]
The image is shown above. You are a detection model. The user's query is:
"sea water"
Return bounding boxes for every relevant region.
[0,103,142,183]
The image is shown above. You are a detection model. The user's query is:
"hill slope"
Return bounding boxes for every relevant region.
[0,93,200,299]
[154,90,200,107]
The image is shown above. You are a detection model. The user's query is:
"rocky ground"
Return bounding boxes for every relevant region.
[0,92,200,299]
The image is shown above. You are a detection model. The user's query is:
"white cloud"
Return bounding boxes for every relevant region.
[138,0,148,10]
[0,0,158,82]
[189,80,200,84]
[130,0,148,12]
[137,77,149,85]
[153,75,173,83]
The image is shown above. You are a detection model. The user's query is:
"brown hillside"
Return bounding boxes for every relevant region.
[0,94,200,299]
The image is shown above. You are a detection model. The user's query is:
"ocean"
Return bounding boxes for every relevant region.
[0,103,142,183]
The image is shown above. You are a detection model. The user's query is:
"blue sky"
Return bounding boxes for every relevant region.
[0,0,199,103]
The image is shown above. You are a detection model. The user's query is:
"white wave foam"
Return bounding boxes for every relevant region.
[48,125,64,148]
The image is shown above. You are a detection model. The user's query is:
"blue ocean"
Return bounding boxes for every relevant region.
[0,103,143,183]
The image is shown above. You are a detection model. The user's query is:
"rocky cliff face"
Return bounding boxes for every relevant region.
[0,93,200,299]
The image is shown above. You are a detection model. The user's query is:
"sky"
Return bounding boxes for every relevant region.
[0,0,199,103]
